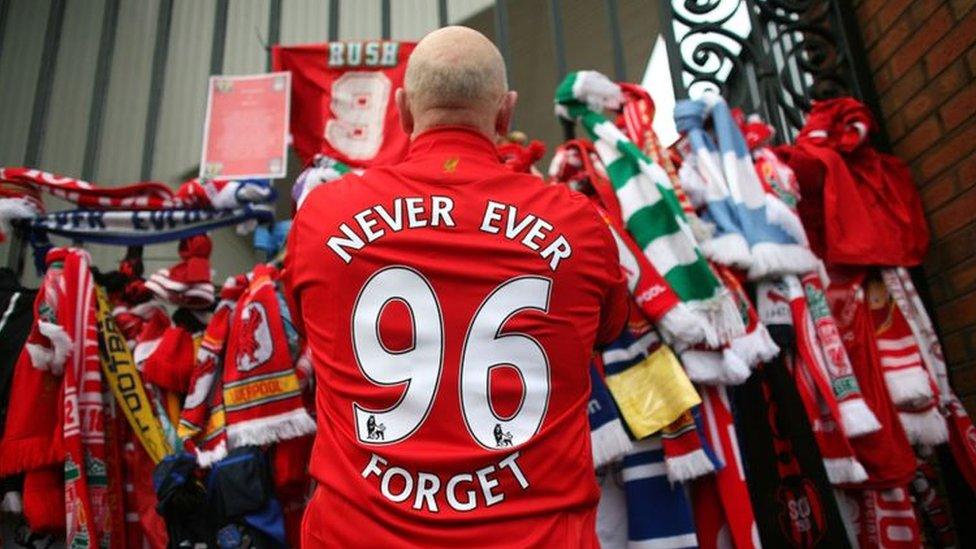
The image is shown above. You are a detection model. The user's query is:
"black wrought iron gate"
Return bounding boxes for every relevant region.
[659,0,885,146]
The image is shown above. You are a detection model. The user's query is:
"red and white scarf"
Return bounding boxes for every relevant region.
[145,234,216,309]
[769,277,867,485]
[222,265,315,448]
[693,385,759,549]
[882,267,976,490]
[48,249,111,547]
[178,275,246,466]
[800,272,881,438]
[827,272,917,488]
[867,275,948,447]
[840,486,921,548]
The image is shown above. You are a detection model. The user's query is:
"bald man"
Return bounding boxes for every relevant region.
[285,27,629,547]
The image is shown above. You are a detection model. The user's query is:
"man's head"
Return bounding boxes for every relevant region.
[396,26,517,139]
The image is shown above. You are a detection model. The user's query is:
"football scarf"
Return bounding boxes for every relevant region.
[26,205,273,246]
[271,41,417,167]
[867,276,948,447]
[716,264,779,374]
[910,458,957,547]
[179,275,245,466]
[498,137,546,174]
[145,234,216,309]
[549,140,713,348]
[222,265,315,448]
[661,409,718,483]
[601,326,701,440]
[775,277,868,485]
[695,384,759,549]
[827,272,917,488]
[881,267,976,490]
[678,265,779,387]
[617,82,706,239]
[588,362,633,469]
[53,249,109,548]
[800,272,882,437]
[595,465,629,548]
[733,358,852,548]
[788,98,929,266]
[555,71,744,345]
[622,438,699,548]
[0,292,65,476]
[674,96,819,280]
[94,285,171,464]
[1,167,175,208]
[843,486,922,548]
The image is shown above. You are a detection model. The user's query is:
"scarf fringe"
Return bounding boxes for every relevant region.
[30,321,72,375]
[225,408,316,448]
[591,419,634,469]
[658,302,713,348]
[822,457,868,485]
[728,324,780,368]
[838,398,882,438]
[681,349,751,386]
[688,215,715,244]
[0,437,64,476]
[1,491,23,513]
[195,440,229,468]
[899,408,949,447]
[687,291,746,347]
[762,193,809,244]
[0,197,41,236]
[700,233,752,270]
[665,448,716,483]
[747,242,821,281]
[883,367,935,406]
[721,349,753,385]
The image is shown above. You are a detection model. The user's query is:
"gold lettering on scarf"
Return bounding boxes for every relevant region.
[94,286,171,463]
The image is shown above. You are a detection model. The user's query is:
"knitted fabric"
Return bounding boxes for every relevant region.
[588,362,634,469]
[674,96,819,280]
[222,265,315,448]
[555,71,744,345]
[549,139,712,348]
[622,438,699,548]
[178,276,246,467]
[867,275,948,447]
[827,272,917,489]
[881,267,976,490]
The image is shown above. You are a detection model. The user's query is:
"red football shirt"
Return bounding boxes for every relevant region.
[272,41,415,168]
[284,127,629,547]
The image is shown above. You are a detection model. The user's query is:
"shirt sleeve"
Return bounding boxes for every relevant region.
[282,206,310,339]
[592,210,630,347]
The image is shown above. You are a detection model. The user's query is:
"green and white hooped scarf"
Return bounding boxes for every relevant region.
[555,71,743,345]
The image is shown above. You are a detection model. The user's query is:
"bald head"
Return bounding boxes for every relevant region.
[396,26,517,139]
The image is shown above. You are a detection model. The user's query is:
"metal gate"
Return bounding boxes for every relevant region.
[659,0,885,145]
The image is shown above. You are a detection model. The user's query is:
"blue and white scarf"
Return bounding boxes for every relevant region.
[623,438,699,548]
[25,205,273,245]
[674,95,818,280]
[589,363,634,469]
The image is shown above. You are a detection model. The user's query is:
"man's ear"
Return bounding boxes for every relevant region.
[495,90,518,137]
[396,88,413,135]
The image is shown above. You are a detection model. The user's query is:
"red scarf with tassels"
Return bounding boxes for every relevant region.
[57,249,111,548]
[827,271,916,489]
[222,265,315,448]
[179,275,246,466]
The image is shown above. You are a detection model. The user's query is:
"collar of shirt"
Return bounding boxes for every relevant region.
[405,126,502,167]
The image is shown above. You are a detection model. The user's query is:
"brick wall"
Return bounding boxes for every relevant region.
[855,0,976,414]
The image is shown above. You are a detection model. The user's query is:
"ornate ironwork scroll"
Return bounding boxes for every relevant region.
[659,0,877,143]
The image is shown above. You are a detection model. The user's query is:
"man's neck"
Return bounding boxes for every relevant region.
[411,110,495,141]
